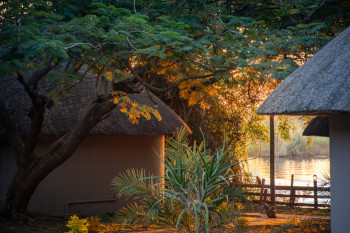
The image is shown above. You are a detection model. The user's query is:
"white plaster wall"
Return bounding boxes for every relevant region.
[1,135,164,215]
[330,114,350,233]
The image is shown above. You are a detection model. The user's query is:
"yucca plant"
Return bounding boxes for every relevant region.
[153,128,247,233]
[111,128,247,232]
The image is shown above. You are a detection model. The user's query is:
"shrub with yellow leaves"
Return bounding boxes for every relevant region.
[66,215,89,233]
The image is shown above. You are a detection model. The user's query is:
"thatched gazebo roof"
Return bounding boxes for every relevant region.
[257,26,350,115]
[303,116,329,137]
[0,76,190,136]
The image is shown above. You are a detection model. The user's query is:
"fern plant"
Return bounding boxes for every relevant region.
[111,128,247,232]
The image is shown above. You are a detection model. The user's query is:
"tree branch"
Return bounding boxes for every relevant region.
[64,43,98,50]
[60,54,104,93]
[125,61,216,92]
[28,95,116,181]
[27,59,57,89]
[302,0,326,23]
[17,73,52,165]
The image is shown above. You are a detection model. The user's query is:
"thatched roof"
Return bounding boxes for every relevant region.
[257,26,350,115]
[0,76,190,136]
[303,116,329,137]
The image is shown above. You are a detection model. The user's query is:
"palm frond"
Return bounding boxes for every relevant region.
[111,168,158,201]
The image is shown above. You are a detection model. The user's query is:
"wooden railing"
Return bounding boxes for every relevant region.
[232,175,330,209]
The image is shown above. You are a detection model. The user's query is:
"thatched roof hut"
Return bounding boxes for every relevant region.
[257,26,350,115]
[0,76,190,136]
[0,75,189,215]
[256,27,350,233]
[303,116,329,137]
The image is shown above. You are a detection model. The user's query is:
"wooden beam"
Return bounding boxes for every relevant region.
[270,115,276,206]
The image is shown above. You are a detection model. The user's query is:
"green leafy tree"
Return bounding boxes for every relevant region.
[160,0,349,155]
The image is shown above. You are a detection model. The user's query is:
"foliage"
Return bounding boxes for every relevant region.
[111,168,165,227]
[157,0,349,156]
[2,0,347,111]
[158,129,247,232]
[86,216,102,232]
[247,116,329,157]
[66,215,89,233]
[286,135,307,156]
[278,116,296,142]
[111,92,162,124]
[111,129,247,232]
[85,216,126,232]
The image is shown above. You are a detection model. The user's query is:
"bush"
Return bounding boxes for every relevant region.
[111,128,247,232]
[66,215,89,233]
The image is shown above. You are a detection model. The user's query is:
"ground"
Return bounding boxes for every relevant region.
[0,206,330,233]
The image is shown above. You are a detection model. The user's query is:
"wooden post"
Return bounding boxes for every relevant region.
[314,175,318,210]
[290,174,295,208]
[259,178,265,205]
[270,115,276,206]
[256,176,262,185]
[263,189,268,203]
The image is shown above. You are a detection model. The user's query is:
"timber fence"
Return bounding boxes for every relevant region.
[232,174,330,209]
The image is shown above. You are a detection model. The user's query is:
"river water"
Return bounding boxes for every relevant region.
[246,155,330,204]
[246,155,330,184]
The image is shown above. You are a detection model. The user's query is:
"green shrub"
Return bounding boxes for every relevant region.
[111,128,247,232]
[66,215,89,233]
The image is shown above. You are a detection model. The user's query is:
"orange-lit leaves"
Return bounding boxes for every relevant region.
[112,92,162,124]
[103,69,134,83]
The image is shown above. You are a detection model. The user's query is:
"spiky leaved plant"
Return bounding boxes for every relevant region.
[111,128,247,232]
[153,128,247,233]
[111,168,161,226]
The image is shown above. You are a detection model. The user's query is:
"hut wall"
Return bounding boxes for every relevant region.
[0,135,164,215]
[0,142,17,202]
[329,114,350,233]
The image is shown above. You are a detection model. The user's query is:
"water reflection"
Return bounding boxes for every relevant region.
[247,156,330,184]
[246,156,330,204]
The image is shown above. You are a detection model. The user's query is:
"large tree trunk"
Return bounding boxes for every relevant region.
[2,96,116,218]
[4,166,41,216]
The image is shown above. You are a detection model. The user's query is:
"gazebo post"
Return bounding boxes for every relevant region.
[329,114,350,232]
[270,115,276,207]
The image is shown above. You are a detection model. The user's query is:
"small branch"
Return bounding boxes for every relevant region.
[302,0,326,23]
[145,88,157,104]
[64,43,98,50]
[126,37,137,51]
[60,55,104,93]
[133,0,137,13]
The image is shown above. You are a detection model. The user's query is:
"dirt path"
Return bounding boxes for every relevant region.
[244,213,330,226]
[132,213,330,232]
